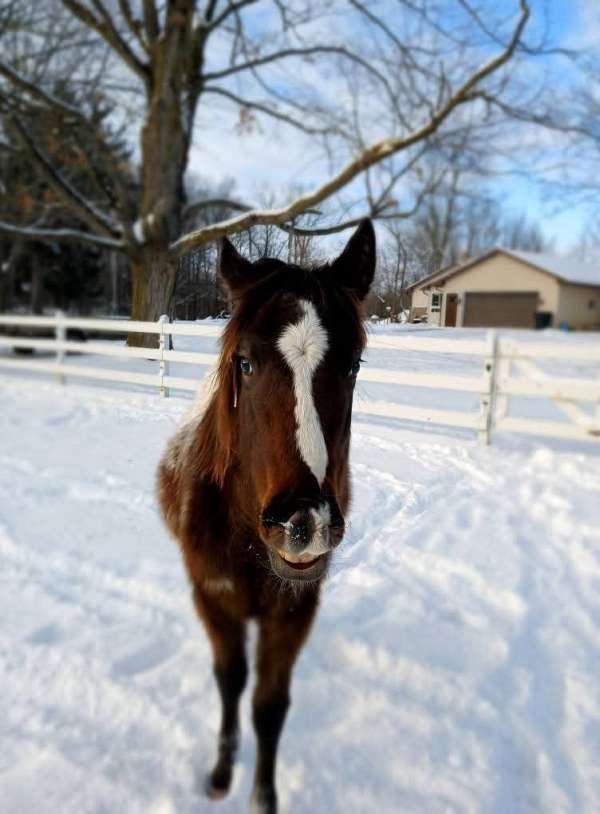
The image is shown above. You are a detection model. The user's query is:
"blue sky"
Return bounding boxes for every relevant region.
[492,0,598,249]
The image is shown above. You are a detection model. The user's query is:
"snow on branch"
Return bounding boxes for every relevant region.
[170,1,530,257]
[183,197,253,220]
[0,220,123,251]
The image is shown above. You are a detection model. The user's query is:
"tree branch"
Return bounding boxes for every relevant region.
[348,0,421,67]
[171,1,530,256]
[8,115,121,239]
[142,0,159,44]
[202,44,398,95]
[471,91,599,140]
[184,197,252,219]
[455,0,577,58]
[0,60,83,120]
[184,197,322,222]
[0,220,123,251]
[245,64,353,136]
[0,61,134,223]
[60,0,150,86]
[203,85,341,135]
[203,0,260,33]
[275,173,442,237]
[276,217,369,238]
[117,0,148,53]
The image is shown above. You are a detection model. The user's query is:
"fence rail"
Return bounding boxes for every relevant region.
[1,313,599,445]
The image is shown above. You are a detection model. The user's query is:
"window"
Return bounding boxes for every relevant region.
[431,292,442,312]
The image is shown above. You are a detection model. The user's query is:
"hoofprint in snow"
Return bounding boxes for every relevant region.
[1,375,599,812]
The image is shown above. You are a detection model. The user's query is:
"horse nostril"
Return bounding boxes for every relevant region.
[285,510,312,546]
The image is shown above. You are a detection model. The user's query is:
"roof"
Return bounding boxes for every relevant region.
[508,250,600,286]
[408,248,600,291]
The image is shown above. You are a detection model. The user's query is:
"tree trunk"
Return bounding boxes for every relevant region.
[128,246,177,347]
[127,4,201,345]
[31,257,43,314]
[109,250,120,313]
[0,241,22,311]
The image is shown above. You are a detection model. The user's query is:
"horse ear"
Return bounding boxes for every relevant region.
[328,219,376,301]
[218,237,256,295]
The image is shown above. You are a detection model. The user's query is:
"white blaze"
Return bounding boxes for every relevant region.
[277,300,329,484]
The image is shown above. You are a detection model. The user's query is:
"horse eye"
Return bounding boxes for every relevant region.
[348,360,361,378]
[239,356,253,376]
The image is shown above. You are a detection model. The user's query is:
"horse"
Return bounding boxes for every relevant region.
[157,219,375,813]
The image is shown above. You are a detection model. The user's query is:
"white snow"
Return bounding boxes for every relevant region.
[132,216,150,244]
[1,327,599,813]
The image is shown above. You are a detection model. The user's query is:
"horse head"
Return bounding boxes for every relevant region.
[213,220,375,583]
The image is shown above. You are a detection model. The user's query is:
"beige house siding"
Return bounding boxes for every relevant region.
[437,255,560,326]
[409,288,429,321]
[411,254,563,326]
[410,285,443,324]
[556,284,600,329]
[411,288,429,309]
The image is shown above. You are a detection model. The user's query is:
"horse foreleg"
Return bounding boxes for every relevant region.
[250,596,318,814]
[194,585,248,800]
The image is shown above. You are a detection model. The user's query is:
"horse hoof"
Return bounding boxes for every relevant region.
[204,764,233,800]
[250,786,277,814]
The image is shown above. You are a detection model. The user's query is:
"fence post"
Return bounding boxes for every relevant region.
[478,329,499,445]
[494,338,511,423]
[158,314,170,397]
[55,310,65,385]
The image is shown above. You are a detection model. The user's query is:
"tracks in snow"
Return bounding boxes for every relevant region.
[1,384,599,813]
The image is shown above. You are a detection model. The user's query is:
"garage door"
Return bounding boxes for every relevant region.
[462,292,538,328]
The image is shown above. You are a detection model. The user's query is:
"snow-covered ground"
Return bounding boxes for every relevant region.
[1,327,599,813]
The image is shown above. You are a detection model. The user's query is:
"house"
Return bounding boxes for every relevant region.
[408,248,600,329]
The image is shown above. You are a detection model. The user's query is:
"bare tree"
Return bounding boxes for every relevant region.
[373,224,413,321]
[572,216,600,265]
[0,1,135,312]
[0,0,532,344]
[411,183,550,274]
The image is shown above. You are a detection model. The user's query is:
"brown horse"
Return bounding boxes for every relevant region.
[157,220,375,813]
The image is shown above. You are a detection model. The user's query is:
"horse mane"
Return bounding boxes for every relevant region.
[191,318,240,488]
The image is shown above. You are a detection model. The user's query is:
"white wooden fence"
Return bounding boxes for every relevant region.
[1,313,599,445]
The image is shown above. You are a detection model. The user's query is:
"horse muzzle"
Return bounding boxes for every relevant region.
[260,503,344,583]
